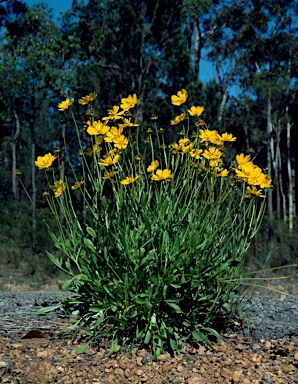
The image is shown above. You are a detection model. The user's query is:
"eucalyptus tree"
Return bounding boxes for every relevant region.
[206,0,298,231]
[0,2,62,247]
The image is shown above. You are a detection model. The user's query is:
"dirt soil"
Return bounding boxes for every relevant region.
[0,328,297,383]
[0,273,297,383]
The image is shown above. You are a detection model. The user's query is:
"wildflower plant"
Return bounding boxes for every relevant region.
[36,89,271,358]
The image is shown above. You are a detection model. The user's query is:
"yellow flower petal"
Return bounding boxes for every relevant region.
[171,89,188,106]
[58,98,74,111]
[35,153,57,169]
[121,175,139,185]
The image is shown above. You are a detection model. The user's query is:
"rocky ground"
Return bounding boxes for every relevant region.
[0,290,297,383]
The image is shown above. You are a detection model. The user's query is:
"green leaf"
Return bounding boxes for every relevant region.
[192,331,212,347]
[84,238,96,252]
[182,320,191,327]
[135,329,145,340]
[144,329,151,344]
[170,338,177,351]
[46,252,62,268]
[166,301,183,313]
[203,327,222,340]
[150,313,156,324]
[134,298,146,304]
[86,226,97,238]
[192,330,204,342]
[75,342,90,354]
[162,285,168,298]
[170,283,181,289]
[222,302,231,313]
[62,279,73,290]
[111,338,121,352]
[36,305,60,315]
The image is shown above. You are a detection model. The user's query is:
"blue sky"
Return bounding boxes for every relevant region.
[23,0,73,18]
[23,0,216,82]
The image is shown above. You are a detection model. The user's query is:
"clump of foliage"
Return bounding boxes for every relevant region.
[35,89,271,358]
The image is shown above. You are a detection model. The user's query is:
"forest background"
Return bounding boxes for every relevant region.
[0,0,297,290]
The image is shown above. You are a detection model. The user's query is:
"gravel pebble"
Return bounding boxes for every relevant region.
[0,292,297,341]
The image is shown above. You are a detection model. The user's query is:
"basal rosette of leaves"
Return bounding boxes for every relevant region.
[36,89,271,358]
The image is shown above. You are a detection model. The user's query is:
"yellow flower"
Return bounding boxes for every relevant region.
[104,126,123,143]
[209,159,221,168]
[120,94,138,111]
[35,153,57,169]
[118,118,139,129]
[102,106,125,121]
[50,179,66,197]
[87,120,110,135]
[171,138,193,153]
[121,175,139,185]
[203,147,222,160]
[188,106,204,116]
[113,134,128,149]
[152,169,173,181]
[147,160,159,173]
[170,113,186,125]
[71,178,85,190]
[171,89,188,106]
[236,153,251,166]
[189,149,203,159]
[78,92,97,105]
[98,153,120,167]
[199,129,222,145]
[171,142,180,151]
[58,98,74,111]
[244,186,265,198]
[218,169,229,177]
[103,171,118,179]
[221,132,236,142]
[256,173,271,189]
[235,162,262,184]
[179,138,193,153]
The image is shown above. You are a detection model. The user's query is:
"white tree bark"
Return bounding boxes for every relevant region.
[12,110,20,200]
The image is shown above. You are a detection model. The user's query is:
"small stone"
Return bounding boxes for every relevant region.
[157,354,168,361]
[187,355,196,362]
[11,343,23,349]
[232,370,242,382]
[265,341,272,349]
[136,356,143,366]
[281,364,296,373]
[176,365,184,373]
[135,369,144,376]
[23,359,58,383]
[162,362,172,373]
[36,350,48,358]
[107,374,116,383]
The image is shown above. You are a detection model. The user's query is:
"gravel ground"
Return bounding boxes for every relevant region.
[0,292,297,340]
[0,292,297,383]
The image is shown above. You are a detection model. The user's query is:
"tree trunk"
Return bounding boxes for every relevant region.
[218,88,227,125]
[12,110,20,200]
[31,120,37,249]
[266,91,274,244]
[274,120,281,220]
[286,113,294,232]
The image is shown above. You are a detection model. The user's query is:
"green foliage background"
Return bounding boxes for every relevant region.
[0,0,297,286]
